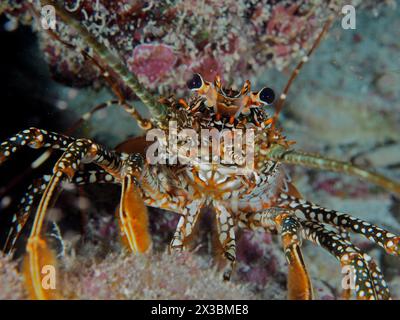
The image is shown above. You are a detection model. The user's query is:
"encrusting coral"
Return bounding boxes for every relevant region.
[0,254,27,299]
[2,0,353,93]
[1,250,258,299]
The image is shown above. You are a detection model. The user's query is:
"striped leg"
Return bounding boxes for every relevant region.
[118,154,151,253]
[277,193,400,256]
[0,130,150,297]
[250,208,313,299]
[0,98,148,199]
[20,137,124,299]
[169,199,205,252]
[214,202,237,281]
[3,169,118,253]
[68,99,151,132]
[365,258,390,300]
[302,221,391,300]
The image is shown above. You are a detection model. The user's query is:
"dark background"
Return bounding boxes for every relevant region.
[0,16,72,249]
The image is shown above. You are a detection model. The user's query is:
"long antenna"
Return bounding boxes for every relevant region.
[270,15,335,131]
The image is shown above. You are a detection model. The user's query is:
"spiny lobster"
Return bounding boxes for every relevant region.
[1,1,399,300]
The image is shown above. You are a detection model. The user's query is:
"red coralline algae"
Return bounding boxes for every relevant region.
[127,44,177,84]
[267,4,307,37]
[266,4,315,59]
[191,55,224,83]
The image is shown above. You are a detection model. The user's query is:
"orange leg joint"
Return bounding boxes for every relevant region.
[275,213,313,300]
[118,175,151,253]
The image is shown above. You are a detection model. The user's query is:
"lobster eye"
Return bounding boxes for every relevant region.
[259,87,275,104]
[187,73,203,90]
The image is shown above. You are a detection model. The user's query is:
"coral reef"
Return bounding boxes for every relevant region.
[59,251,257,300]
[0,251,257,299]
[1,239,337,300]
[0,0,399,300]
[0,254,27,299]
[2,0,348,94]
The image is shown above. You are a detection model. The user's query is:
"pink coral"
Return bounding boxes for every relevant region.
[267,4,310,58]
[191,56,224,82]
[267,4,306,37]
[127,44,177,84]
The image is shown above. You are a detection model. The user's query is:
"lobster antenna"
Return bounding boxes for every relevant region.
[270,15,335,131]
[45,0,169,126]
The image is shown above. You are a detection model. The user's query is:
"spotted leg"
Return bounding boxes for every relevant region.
[169,199,205,252]
[213,202,237,281]
[0,129,124,298]
[301,221,391,300]
[277,193,400,256]
[0,128,75,165]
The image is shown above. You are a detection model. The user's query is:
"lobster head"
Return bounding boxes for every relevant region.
[187,73,275,121]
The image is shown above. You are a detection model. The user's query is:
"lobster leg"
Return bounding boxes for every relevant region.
[0,127,152,255]
[0,128,75,164]
[118,154,151,253]
[250,208,313,300]
[277,193,400,256]
[301,221,391,300]
[214,202,237,281]
[0,98,147,200]
[169,199,205,252]
[28,2,152,130]
[3,169,118,253]
[276,213,313,300]
[2,130,150,296]
[4,176,49,253]
[10,134,124,299]
[67,99,151,131]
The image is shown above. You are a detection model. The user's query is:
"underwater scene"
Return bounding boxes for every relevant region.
[0,0,399,301]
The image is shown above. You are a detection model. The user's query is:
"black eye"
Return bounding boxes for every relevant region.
[259,87,275,104]
[187,73,203,90]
